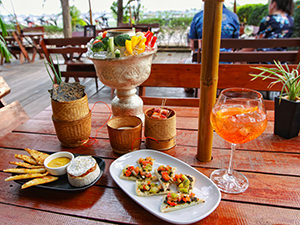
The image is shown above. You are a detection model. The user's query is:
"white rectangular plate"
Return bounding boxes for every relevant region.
[109,149,221,224]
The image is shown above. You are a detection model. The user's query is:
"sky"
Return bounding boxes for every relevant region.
[0,0,268,16]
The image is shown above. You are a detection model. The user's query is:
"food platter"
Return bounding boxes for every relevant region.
[109,149,221,224]
[14,154,105,191]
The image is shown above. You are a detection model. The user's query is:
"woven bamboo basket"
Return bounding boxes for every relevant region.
[107,116,142,154]
[52,111,91,147]
[144,108,176,150]
[51,94,89,121]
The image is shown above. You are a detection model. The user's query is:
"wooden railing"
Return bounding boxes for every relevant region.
[192,38,300,63]
[139,63,300,110]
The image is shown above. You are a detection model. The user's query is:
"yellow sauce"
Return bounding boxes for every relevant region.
[48,157,71,168]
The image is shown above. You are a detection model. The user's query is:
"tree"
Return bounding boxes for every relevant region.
[70,6,87,30]
[60,0,72,38]
[111,0,143,25]
[117,0,123,26]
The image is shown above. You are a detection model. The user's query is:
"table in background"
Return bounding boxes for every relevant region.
[0,104,299,224]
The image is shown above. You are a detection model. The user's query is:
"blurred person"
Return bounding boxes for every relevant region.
[188,4,240,52]
[257,0,294,39]
[186,5,239,95]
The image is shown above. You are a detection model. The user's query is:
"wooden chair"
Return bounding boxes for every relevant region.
[0,76,29,137]
[40,37,99,90]
[4,31,36,64]
[139,63,300,110]
[192,38,300,64]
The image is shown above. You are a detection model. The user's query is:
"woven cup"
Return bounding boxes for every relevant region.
[51,94,89,121]
[144,108,176,150]
[52,111,91,148]
[107,116,142,154]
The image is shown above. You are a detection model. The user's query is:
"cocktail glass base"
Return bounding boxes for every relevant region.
[210,169,249,194]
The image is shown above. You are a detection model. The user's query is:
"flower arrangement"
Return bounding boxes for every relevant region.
[250,61,300,101]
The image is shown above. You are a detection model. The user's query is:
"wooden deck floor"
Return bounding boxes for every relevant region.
[0,52,191,119]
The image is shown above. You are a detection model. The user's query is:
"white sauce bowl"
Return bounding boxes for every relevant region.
[44,152,74,176]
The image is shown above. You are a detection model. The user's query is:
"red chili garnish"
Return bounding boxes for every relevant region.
[146,173,152,178]
[93,39,102,45]
[102,31,107,38]
[145,32,153,46]
[144,30,152,38]
[150,36,157,48]
[167,200,177,206]
[125,170,132,177]
[161,172,170,181]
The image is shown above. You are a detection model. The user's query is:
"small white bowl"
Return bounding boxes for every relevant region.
[44,152,74,176]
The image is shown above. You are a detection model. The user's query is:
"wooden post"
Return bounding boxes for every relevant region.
[197,0,224,162]
[88,0,93,25]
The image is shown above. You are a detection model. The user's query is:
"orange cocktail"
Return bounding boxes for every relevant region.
[211,106,267,144]
[210,88,267,194]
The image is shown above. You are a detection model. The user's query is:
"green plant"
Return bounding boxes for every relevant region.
[44,56,62,85]
[237,4,268,26]
[138,18,164,26]
[0,17,12,62]
[44,25,63,33]
[250,61,300,101]
[292,1,300,37]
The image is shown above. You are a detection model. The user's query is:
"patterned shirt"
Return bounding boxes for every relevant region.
[258,14,294,39]
[189,5,240,40]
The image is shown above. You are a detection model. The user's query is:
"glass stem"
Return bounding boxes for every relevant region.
[227,143,236,175]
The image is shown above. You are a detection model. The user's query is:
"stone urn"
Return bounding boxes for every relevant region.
[88,51,155,121]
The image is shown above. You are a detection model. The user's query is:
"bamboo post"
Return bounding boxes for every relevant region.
[197,0,224,162]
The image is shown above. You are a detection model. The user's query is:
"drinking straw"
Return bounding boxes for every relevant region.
[197,0,223,162]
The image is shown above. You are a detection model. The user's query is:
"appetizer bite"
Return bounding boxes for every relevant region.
[155,165,176,190]
[160,192,205,213]
[120,165,155,181]
[4,148,59,189]
[137,157,154,172]
[24,148,49,165]
[67,156,100,187]
[173,174,195,194]
[136,180,169,196]
[21,176,59,189]
[150,107,171,120]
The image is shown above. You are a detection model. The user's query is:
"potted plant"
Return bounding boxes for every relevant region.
[251,61,300,139]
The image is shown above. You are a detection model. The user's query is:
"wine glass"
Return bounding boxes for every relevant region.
[210,88,267,194]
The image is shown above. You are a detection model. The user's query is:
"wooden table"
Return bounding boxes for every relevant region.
[21,32,45,60]
[0,104,299,224]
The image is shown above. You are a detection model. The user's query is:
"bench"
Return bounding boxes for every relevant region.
[139,63,300,110]
[0,76,29,137]
[40,37,98,90]
[192,38,300,63]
